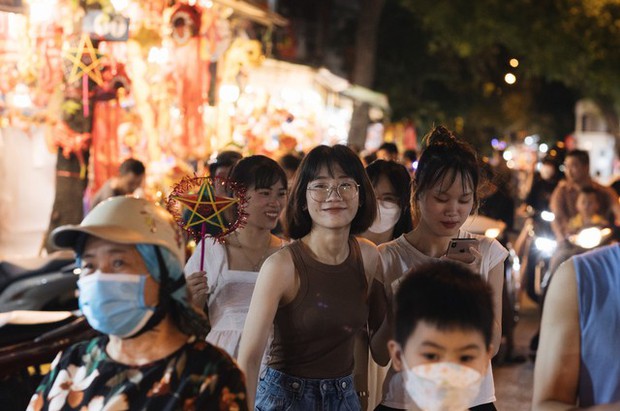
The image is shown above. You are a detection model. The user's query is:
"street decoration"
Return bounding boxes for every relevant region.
[63,33,105,87]
[63,33,106,119]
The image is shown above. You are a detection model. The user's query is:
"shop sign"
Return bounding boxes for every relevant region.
[83,11,129,42]
[0,0,25,13]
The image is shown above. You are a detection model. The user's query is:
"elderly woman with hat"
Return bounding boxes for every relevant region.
[27,197,248,411]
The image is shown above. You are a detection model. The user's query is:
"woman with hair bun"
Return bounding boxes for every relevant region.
[376,126,507,411]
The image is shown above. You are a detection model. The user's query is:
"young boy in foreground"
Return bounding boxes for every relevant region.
[387,261,495,411]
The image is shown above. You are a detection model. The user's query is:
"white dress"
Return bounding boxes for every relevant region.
[184,240,264,358]
[378,230,508,409]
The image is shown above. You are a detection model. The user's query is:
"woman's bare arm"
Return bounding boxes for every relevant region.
[358,238,391,366]
[532,259,581,411]
[486,261,504,357]
[237,249,296,409]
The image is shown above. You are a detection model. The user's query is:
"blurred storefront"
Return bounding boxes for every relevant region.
[0,0,388,256]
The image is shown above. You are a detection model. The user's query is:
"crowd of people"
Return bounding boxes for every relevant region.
[26,125,620,410]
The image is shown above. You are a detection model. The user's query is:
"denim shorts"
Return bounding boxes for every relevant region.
[255,367,361,411]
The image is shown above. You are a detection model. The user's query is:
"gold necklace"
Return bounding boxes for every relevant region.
[233,231,272,271]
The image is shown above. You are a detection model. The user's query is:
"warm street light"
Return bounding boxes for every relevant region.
[509,58,519,68]
[504,73,516,84]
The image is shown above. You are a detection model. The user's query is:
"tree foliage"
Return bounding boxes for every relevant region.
[378,0,620,146]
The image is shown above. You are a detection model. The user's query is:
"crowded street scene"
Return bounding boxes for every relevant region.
[1,0,619,410]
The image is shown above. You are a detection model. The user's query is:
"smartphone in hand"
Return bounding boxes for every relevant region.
[445,238,479,257]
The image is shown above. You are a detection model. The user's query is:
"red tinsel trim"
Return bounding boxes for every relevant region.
[166,174,248,243]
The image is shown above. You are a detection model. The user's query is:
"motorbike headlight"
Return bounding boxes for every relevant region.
[541,211,555,222]
[573,227,611,249]
[535,237,557,255]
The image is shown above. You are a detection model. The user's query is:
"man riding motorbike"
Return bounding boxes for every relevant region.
[548,149,620,275]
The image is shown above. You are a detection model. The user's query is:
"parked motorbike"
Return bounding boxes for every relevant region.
[0,251,88,410]
[0,250,78,312]
[0,311,97,411]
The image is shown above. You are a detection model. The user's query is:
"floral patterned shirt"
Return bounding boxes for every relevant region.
[27,335,248,411]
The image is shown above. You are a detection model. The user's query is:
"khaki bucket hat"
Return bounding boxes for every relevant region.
[52,196,185,264]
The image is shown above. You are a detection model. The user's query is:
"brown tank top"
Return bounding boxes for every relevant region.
[268,237,369,378]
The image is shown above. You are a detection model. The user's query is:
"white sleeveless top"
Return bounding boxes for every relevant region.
[378,230,508,409]
[184,240,262,358]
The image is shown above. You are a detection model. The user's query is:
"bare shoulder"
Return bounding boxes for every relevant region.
[545,258,578,313]
[262,246,295,274]
[355,236,383,284]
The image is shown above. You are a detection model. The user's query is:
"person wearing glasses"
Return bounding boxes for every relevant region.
[238,144,390,410]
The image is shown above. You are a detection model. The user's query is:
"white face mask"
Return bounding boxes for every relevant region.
[368,200,401,233]
[401,358,483,411]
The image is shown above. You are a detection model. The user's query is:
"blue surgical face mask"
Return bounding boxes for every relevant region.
[78,272,156,338]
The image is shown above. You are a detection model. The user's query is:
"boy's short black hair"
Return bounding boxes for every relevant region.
[394,260,494,348]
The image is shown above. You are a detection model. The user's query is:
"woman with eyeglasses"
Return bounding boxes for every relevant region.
[238,145,390,410]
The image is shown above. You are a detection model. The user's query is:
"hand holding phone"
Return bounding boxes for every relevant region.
[445,238,479,264]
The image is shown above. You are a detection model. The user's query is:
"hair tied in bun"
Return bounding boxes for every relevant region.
[423,125,458,148]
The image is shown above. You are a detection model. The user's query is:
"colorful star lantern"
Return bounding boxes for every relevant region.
[63,33,105,86]
[167,175,247,270]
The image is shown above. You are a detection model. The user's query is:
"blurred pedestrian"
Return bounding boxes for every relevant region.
[376,142,399,162]
[90,158,145,210]
[208,150,242,179]
[278,153,302,191]
[402,149,417,177]
[550,149,620,242]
